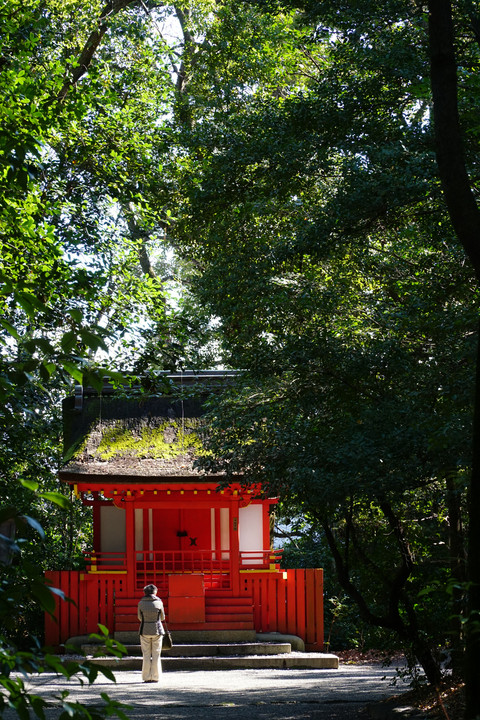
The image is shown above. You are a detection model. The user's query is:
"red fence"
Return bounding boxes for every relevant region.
[240,568,324,650]
[45,568,323,652]
[45,571,127,647]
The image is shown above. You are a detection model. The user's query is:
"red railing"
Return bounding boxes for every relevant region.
[134,550,232,590]
[240,549,283,568]
[83,549,283,588]
[83,551,127,572]
[84,549,283,570]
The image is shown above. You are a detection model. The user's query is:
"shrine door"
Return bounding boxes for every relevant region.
[152,508,211,571]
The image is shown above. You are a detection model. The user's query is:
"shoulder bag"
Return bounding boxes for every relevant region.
[163,619,173,650]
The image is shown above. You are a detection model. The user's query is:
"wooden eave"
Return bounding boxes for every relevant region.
[59,471,276,506]
[59,471,230,485]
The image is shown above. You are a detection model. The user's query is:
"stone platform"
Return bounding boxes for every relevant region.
[73,633,339,670]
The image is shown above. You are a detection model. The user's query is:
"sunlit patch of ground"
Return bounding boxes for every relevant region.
[335,650,465,719]
[402,681,465,720]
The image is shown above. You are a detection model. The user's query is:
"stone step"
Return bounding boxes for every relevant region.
[115,629,258,644]
[82,641,292,658]
[84,652,339,671]
[78,636,339,671]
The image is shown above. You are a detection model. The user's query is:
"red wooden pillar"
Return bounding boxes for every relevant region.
[214,508,221,559]
[263,500,271,551]
[93,497,101,553]
[230,496,240,595]
[125,500,135,595]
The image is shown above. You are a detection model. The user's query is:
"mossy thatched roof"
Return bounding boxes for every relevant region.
[61,379,219,479]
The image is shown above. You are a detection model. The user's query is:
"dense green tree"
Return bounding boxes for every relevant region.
[0,0,300,599]
[0,494,129,720]
[166,0,480,696]
[0,3,189,716]
[0,0,167,593]
[427,3,480,715]
[1,0,300,563]
[194,255,473,682]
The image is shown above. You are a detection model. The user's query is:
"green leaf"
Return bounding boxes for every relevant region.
[38,492,72,510]
[78,329,108,353]
[0,318,21,341]
[34,337,55,354]
[31,580,56,614]
[30,694,47,720]
[61,331,76,354]
[68,309,83,323]
[48,586,67,600]
[83,369,105,393]
[19,478,39,492]
[14,291,49,317]
[39,361,56,381]
[61,361,83,384]
[22,515,45,538]
[96,666,116,683]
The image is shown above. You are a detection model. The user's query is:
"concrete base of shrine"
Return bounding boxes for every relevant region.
[115,629,258,644]
[67,631,305,651]
[81,640,293,657]
[256,632,305,651]
[83,651,340,670]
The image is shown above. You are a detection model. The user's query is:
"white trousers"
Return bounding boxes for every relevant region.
[140,634,163,682]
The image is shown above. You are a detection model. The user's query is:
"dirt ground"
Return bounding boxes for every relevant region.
[400,681,464,720]
[335,650,464,720]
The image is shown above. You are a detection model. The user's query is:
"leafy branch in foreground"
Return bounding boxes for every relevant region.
[0,495,129,720]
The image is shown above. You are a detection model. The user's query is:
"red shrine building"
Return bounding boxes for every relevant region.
[46,372,324,650]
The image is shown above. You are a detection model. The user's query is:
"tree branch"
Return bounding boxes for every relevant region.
[318,513,405,633]
[57,0,139,103]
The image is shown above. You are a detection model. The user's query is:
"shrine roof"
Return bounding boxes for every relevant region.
[60,372,235,481]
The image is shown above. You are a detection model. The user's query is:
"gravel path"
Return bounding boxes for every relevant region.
[3,662,426,720]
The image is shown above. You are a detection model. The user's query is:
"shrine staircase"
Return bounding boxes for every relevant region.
[114,592,255,636]
[78,637,339,670]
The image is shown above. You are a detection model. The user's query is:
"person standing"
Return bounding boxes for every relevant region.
[137,583,165,682]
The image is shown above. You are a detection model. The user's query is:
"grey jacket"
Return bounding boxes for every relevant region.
[137,594,165,636]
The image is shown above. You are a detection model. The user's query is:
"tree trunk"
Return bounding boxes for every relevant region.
[427,2,480,716]
[465,317,480,717]
[445,471,467,678]
[427,0,480,278]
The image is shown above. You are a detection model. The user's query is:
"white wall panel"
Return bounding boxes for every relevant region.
[100,506,126,552]
[239,504,263,564]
